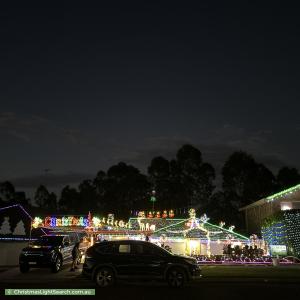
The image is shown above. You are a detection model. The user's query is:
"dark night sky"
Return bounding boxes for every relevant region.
[1,1,300,196]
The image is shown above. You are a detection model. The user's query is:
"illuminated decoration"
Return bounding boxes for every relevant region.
[107,214,114,225]
[219,221,225,228]
[0,217,11,234]
[0,204,47,236]
[32,217,43,229]
[42,216,89,228]
[132,214,249,242]
[262,210,300,257]
[92,217,101,228]
[88,211,92,227]
[199,214,209,224]
[189,208,196,219]
[138,211,145,218]
[136,210,176,219]
[150,190,157,211]
[13,220,26,235]
[136,218,156,231]
[228,225,235,232]
[168,210,175,218]
[266,184,300,202]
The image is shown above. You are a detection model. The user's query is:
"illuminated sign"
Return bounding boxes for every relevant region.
[44,216,89,227]
[33,215,128,229]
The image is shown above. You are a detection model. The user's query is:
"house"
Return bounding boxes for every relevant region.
[240,184,300,234]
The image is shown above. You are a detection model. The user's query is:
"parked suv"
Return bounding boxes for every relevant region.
[82,240,201,287]
[19,235,75,273]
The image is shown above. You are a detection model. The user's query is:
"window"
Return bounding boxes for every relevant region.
[95,243,117,254]
[119,244,131,253]
[132,243,166,256]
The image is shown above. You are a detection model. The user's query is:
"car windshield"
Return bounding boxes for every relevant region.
[32,236,64,246]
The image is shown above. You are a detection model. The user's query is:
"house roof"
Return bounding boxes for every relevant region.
[239,183,300,211]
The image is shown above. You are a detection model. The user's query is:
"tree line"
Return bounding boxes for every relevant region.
[1,144,300,229]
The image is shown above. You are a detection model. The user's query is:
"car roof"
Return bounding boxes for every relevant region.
[96,240,151,244]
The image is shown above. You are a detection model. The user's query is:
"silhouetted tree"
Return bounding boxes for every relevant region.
[14,191,29,206]
[103,162,150,217]
[176,144,215,209]
[47,192,57,212]
[78,180,98,212]
[222,151,276,207]
[34,185,50,208]
[148,156,172,209]
[58,185,80,213]
[276,167,300,190]
[0,181,15,202]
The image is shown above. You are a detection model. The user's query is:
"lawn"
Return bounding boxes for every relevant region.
[202,265,300,279]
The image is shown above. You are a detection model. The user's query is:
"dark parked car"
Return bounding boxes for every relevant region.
[19,235,75,273]
[82,240,201,288]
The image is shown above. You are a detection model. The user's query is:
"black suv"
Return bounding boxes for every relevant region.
[82,240,201,287]
[19,235,75,273]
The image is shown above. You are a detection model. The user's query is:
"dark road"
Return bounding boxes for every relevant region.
[0,266,299,299]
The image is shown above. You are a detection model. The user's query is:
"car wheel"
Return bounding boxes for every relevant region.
[166,267,186,288]
[19,264,30,273]
[95,267,115,287]
[51,256,62,273]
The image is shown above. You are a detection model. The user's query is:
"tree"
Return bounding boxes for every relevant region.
[78,180,98,212]
[34,185,50,208]
[276,167,300,191]
[206,191,244,228]
[0,181,15,202]
[47,192,57,212]
[34,185,57,211]
[58,185,81,214]
[14,192,29,206]
[222,151,276,207]
[148,157,172,209]
[13,220,26,235]
[103,162,150,217]
[176,144,215,209]
[0,217,11,235]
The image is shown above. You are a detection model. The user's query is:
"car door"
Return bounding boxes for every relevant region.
[132,243,168,278]
[113,242,137,277]
[61,236,73,262]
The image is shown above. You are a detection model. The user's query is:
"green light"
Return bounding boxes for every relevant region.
[266,184,300,202]
[205,222,249,240]
[153,219,188,233]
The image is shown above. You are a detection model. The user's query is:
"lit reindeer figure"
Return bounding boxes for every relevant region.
[219,221,225,228]
[150,224,156,231]
[228,225,235,232]
[137,218,145,231]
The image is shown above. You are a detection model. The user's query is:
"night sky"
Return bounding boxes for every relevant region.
[1,2,300,195]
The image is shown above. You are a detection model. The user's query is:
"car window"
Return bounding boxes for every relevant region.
[95,243,117,254]
[32,236,63,246]
[133,243,166,256]
[119,244,131,254]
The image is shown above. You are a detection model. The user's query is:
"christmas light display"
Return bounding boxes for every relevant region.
[266,184,300,202]
[262,209,300,257]
[0,204,47,237]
